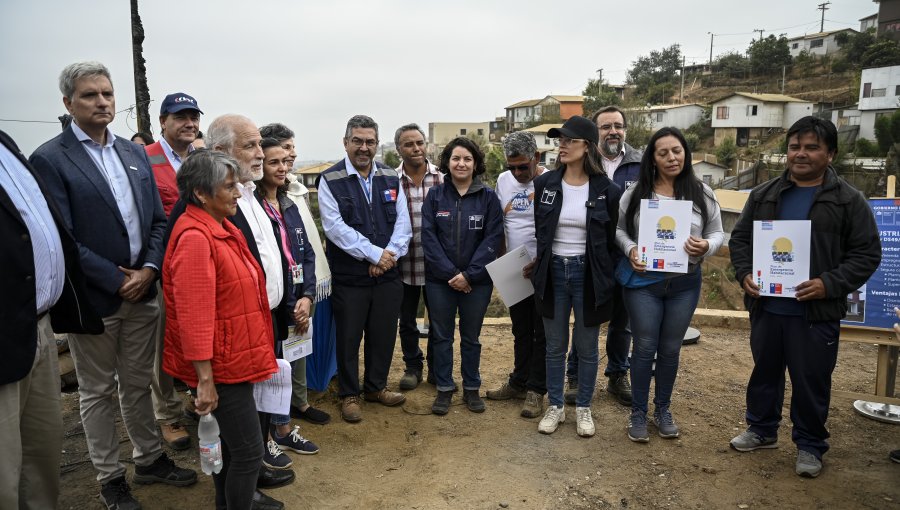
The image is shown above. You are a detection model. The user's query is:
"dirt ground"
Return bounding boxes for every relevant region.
[58,323,900,510]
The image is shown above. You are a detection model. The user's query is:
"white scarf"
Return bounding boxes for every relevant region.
[285,174,332,302]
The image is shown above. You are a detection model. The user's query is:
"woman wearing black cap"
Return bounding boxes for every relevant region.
[532,116,622,437]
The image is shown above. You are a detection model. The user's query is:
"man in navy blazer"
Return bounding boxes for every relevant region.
[29,61,196,510]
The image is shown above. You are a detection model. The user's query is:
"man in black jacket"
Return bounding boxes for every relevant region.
[728,117,881,478]
[0,128,103,509]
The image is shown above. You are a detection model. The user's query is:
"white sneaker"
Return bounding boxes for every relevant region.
[576,406,595,437]
[538,405,565,434]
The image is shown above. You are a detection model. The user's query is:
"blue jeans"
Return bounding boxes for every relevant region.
[623,270,701,414]
[566,283,631,379]
[425,281,492,392]
[544,256,600,408]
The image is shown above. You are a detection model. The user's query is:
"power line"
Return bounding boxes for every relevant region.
[0,101,152,126]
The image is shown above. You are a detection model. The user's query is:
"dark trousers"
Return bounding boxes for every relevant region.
[210,383,263,510]
[507,295,547,394]
[566,283,632,379]
[746,307,840,459]
[332,280,403,397]
[399,283,432,374]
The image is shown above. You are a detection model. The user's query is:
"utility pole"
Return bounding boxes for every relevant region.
[753,28,764,42]
[130,0,151,135]
[708,32,714,66]
[680,56,686,103]
[596,68,603,93]
[782,65,786,94]
[818,2,831,33]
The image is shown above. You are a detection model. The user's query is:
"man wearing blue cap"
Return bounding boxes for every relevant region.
[143,93,202,451]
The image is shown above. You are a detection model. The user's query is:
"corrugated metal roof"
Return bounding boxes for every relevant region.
[546,95,585,102]
[506,99,542,109]
[295,162,334,174]
[522,123,563,133]
[712,92,809,104]
[714,189,750,212]
[786,28,856,41]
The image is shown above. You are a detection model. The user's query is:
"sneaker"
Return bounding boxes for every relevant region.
[520,391,543,418]
[564,379,577,405]
[652,407,680,438]
[432,390,453,415]
[730,430,778,452]
[463,389,486,413]
[133,452,197,486]
[341,396,362,423]
[538,405,565,434]
[891,449,900,464]
[795,450,822,478]
[263,440,293,470]
[99,476,141,510]
[272,425,319,455]
[576,407,595,437]
[606,373,632,406]
[160,421,191,450]
[627,410,650,443]
[399,369,423,390]
[485,382,527,401]
[290,405,331,425]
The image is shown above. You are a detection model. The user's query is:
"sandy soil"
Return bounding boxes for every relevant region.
[58,324,900,510]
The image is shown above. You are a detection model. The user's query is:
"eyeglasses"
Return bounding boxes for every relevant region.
[506,164,532,172]
[599,123,625,131]
[558,137,585,147]
[348,137,378,148]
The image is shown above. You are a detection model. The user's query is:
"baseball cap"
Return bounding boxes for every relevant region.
[160,93,203,115]
[547,116,599,144]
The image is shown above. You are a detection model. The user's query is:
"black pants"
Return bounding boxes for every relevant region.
[332,280,403,397]
[746,307,840,459]
[207,383,263,510]
[507,295,547,394]
[399,283,433,373]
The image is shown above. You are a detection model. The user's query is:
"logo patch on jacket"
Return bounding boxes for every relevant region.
[540,189,557,205]
[469,215,484,230]
[436,211,451,218]
[382,189,397,203]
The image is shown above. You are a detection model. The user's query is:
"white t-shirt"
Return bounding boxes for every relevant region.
[552,180,589,256]
[496,170,539,259]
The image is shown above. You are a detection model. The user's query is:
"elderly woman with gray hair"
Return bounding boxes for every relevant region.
[162,150,282,510]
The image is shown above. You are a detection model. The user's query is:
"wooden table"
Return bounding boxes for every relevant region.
[834,325,900,406]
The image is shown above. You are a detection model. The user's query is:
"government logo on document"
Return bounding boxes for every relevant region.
[655,216,676,240]
[770,237,795,263]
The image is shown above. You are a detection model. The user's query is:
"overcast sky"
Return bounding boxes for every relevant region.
[0,0,873,161]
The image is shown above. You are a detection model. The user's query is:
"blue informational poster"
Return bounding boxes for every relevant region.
[841,199,900,330]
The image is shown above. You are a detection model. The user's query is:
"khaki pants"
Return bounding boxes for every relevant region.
[150,286,183,423]
[70,299,163,483]
[0,315,61,510]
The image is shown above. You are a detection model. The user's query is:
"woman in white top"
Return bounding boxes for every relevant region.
[531,116,622,437]
[615,127,725,444]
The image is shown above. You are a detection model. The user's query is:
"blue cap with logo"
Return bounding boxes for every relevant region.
[160,93,203,115]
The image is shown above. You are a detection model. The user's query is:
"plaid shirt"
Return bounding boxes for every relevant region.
[398,160,443,286]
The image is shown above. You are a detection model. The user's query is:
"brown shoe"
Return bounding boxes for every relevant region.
[363,388,406,407]
[341,396,362,423]
[160,421,191,450]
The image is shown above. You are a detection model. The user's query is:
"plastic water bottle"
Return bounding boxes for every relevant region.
[198,413,223,475]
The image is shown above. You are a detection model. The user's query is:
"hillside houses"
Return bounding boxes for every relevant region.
[710,92,814,146]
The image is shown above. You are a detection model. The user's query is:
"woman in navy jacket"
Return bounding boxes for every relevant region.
[421,137,503,416]
[531,116,621,438]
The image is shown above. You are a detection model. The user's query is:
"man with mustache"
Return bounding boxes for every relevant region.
[563,106,641,407]
[143,92,203,452]
[316,115,411,423]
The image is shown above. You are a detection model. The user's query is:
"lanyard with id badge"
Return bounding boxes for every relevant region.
[290,227,304,285]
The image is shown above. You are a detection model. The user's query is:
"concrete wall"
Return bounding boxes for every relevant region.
[859,66,900,111]
[783,102,815,128]
[712,96,785,129]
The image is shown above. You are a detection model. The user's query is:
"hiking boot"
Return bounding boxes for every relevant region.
[520,391,543,418]
[399,369,423,391]
[262,440,293,470]
[432,390,453,415]
[576,407,595,437]
[463,389,486,413]
[133,452,197,486]
[363,388,406,406]
[485,382,526,401]
[652,407,680,438]
[606,373,632,406]
[99,476,141,510]
[160,421,191,450]
[627,410,649,443]
[272,425,319,455]
[538,405,565,434]
[795,450,822,478]
[564,379,577,405]
[730,430,778,452]
[341,396,362,423]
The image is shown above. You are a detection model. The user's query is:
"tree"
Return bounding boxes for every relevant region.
[747,35,791,76]
[383,149,400,168]
[483,146,506,187]
[626,44,682,103]
[835,29,877,64]
[714,51,749,78]
[582,77,622,118]
[861,39,900,67]
[716,137,737,168]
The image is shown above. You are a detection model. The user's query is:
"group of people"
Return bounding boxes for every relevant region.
[0,58,888,510]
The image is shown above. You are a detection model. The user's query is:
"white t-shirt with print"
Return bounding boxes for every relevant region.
[496,170,540,259]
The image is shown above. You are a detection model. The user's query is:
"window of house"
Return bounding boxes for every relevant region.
[747,105,758,116]
[896,85,900,96]
[654,112,664,122]
[792,43,799,49]
[477,128,484,136]
[810,39,824,48]
[716,106,729,119]
[863,82,872,98]
[873,88,887,97]
[460,128,467,135]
